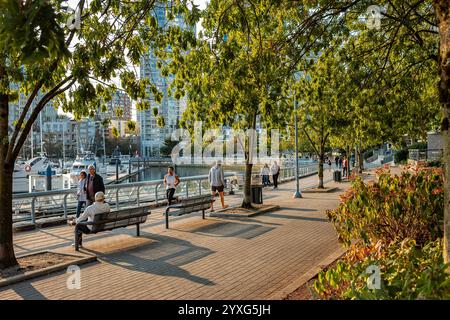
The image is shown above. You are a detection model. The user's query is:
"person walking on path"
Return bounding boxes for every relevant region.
[335,156,339,168]
[209,160,228,211]
[76,171,87,218]
[260,163,271,187]
[164,166,180,205]
[71,191,110,248]
[271,161,280,189]
[327,158,332,172]
[85,165,105,206]
[338,156,343,169]
[343,157,348,177]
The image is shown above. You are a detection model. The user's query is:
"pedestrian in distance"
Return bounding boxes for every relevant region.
[328,158,332,172]
[76,171,87,218]
[209,160,228,211]
[338,156,343,169]
[85,165,105,206]
[261,163,271,187]
[271,161,280,189]
[164,166,180,206]
[343,157,348,177]
[335,156,339,168]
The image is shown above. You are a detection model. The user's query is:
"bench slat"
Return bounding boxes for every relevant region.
[90,207,150,233]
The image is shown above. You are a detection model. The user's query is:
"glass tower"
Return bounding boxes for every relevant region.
[138,4,193,157]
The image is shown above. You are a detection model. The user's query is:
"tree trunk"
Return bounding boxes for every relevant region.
[242,161,253,208]
[434,0,450,264]
[358,147,364,173]
[0,78,18,270]
[318,145,324,188]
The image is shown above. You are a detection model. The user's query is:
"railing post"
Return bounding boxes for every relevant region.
[63,194,69,219]
[116,188,119,210]
[137,186,141,206]
[31,197,36,224]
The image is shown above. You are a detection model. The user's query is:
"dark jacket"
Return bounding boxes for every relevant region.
[84,173,105,201]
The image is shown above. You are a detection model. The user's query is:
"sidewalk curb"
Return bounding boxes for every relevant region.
[0,252,97,289]
[266,246,347,300]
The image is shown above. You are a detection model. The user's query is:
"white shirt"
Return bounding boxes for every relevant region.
[77,178,87,202]
[165,174,176,189]
[76,202,110,230]
[209,165,224,186]
[271,163,280,175]
[261,167,270,175]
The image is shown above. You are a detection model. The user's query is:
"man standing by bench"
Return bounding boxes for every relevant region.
[71,191,110,247]
[85,165,105,206]
[209,160,228,211]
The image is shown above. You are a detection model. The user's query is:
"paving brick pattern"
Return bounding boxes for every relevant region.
[0,171,364,300]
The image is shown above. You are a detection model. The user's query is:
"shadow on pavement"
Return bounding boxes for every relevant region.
[174,221,275,240]
[83,232,216,286]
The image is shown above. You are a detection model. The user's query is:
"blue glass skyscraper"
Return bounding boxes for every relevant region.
[138,5,193,157]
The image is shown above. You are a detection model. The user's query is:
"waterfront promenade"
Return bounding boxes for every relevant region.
[0,170,369,300]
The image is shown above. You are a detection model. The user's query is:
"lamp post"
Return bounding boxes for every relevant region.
[293,71,302,199]
[293,94,302,198]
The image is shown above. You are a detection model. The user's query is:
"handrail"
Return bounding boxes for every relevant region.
[12,164,319,224]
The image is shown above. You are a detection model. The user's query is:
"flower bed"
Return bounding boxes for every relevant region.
[312,167,449,299]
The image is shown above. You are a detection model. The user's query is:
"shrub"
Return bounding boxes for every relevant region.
[408,142,428,150]
[427,160,442,168]
[312,239,450,300]
[326,168,444,247]
[394,149,408,163]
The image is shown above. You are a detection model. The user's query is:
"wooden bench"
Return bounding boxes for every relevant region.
[75,206,150,251]
[164,195,215,229]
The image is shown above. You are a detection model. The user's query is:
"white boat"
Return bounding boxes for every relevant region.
[69,152,101,185]
[14,154,60,179]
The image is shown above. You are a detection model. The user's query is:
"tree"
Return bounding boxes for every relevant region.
[296,52,349,188]
[0,0,198,270]
[170,0,294,208]
[160,137,179,157]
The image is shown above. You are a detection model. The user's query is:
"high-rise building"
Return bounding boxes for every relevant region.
[106,91,132,121]
[8,83,60,158]
[138,5,193,157]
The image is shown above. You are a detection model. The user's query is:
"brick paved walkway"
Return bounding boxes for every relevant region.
[0,170,368,300]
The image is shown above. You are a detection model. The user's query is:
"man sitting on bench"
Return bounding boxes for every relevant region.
[70,191,110,247]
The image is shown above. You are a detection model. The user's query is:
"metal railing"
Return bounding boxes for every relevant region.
[408,149,443,162]
[12,164,319,224]
[12,173,237,224]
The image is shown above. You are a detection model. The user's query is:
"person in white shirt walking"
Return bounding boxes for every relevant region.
[209,160,228,211]
[271,161,280,189]
[164,166,180,205]
[70,191,110,247]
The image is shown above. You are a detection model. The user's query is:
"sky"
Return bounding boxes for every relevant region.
[62,0,209,120]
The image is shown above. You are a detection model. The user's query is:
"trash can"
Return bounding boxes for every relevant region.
[333,170,342,182]
[251,185,263,204]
